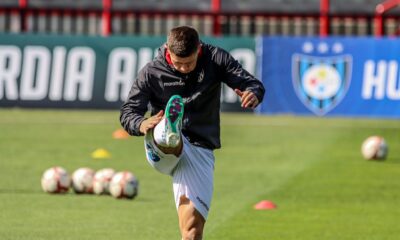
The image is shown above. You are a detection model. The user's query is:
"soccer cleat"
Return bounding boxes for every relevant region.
[164,95,184,147]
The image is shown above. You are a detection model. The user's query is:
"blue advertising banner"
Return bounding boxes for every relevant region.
[258,37,400,118]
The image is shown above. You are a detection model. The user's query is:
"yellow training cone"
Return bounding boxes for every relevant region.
[91,148,111,159]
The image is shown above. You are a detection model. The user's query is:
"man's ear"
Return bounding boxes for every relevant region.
[165,48,173,65]
[197,44,203,56]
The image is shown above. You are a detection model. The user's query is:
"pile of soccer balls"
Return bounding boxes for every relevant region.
[41,167,139,199]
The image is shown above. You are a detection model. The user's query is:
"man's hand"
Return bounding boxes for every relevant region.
[234,89,259,109]
[139,110,164,134]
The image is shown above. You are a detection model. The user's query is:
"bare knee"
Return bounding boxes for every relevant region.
[180,214,204,240]
[179,196,205,240]
[182,227,203,240]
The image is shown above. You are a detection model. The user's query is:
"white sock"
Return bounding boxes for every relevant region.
[153,118,167,146]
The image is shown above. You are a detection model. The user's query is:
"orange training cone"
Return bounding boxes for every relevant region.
[112,129,130,139]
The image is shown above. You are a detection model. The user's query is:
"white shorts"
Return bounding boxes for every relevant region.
[144,133,215,220]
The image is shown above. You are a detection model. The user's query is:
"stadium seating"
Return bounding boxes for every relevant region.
[0,0,19,7]
[27,0,103,10]
[220,0,320,14]
[112,0,211,12]
[330,0,400,15]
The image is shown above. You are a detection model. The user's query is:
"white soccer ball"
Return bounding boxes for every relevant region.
[93,168,115,195]
[41,167,71,193]
[72,167,95,193]
[109,171,139,199]
[361,136,388,160]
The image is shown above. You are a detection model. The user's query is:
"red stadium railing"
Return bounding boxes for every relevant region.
[0,0,396,36]
[102,0,111,36]
[211,0,221,35]
[319,0,329,37]
[375,0,400,36]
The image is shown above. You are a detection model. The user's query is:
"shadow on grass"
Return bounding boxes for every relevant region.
[365,157,400,164]
[0,188,155,203]
[0,189,44,195]
[386,157,400,164]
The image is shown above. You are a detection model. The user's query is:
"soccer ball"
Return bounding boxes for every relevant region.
[109,171,139,199]
[72,167,95,193]
[41,167,71,193]
[361,136,388,160]
[93,168,115,195]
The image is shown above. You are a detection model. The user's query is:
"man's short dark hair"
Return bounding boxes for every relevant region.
[167,26,200,57]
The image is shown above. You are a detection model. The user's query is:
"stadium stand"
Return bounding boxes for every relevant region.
[28,0,103,10]
[0,0,399,36]
[112,0,211,12]
[0,0,19,7]
[330,0,400,15]
[220,0,320,14]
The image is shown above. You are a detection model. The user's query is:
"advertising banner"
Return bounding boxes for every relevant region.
[0,34,256,111]
[258,37,400,118]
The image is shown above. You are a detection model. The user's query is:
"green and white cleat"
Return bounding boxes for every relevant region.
[164,95,184,147]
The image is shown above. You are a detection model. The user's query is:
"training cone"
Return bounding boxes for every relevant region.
[91,148,111,159]
[254,200,277,210]
[112,129,130,139]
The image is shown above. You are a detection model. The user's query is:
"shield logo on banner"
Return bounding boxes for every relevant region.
[292,54,352,116]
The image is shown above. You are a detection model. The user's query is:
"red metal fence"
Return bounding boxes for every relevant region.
[0,0,399,36]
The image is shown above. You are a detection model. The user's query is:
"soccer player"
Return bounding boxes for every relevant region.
[120,26,265,240]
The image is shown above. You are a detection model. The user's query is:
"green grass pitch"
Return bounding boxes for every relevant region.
[0,109,399,240]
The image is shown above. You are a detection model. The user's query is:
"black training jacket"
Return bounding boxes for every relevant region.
[120,43,265,150]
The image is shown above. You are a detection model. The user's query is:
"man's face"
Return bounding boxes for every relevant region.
[169,47,199,74]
